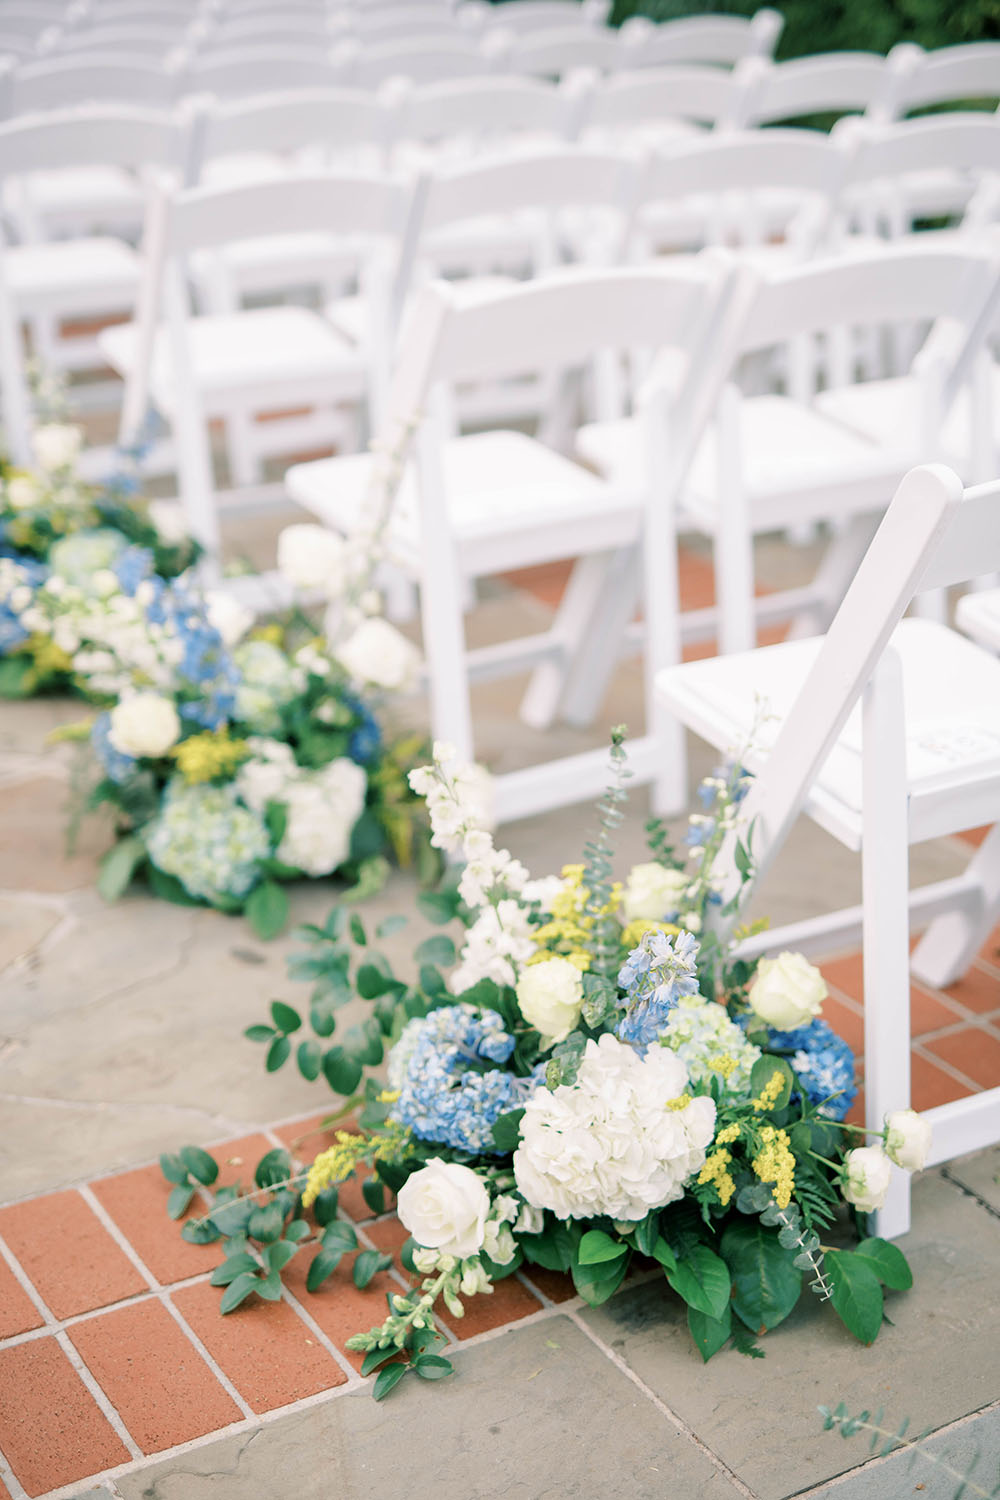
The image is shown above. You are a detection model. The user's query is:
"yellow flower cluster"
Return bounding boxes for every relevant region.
[698,1148,736,1206]
[751,1069,786,1113]
[529,864,621,971]
[714,1122,742,1146]
[665,1091,693,1112]
[620,918,681,951]
[752,1125,796,1209]
[29,634,72,677]
[249,623,284,646]
[301,1119,411,1209]
[709,1053,740,1081]
[171,730,250,785]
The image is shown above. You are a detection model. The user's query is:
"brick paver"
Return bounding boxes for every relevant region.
[0,1191,147,1320]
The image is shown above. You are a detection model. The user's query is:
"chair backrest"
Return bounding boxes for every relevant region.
[393,73,576,149]
[585,63,749,132]
[0,102,180,179]
[707,465,999,912]
[1,51,182,112]
[485,0,608,34]
[842,114,1000,238]
[742,52,904,127]
[347,36,491,88]
[495,26,621,78]
[339,5,470,37]
[40,23,191,55]
[185,87,393,184]
[206,11,334,47]
[618,8,782,70]
[899,42,1000,114]
[174,46,340,99]
[0,8,58,39]
[0,32,36,58]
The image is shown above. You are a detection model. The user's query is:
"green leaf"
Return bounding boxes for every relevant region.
[146,865,202,906]
[854,1238,913,1292]
[286,1218,311,1242]
[208,1198,256,1237]
[572,1253,629,1307]
[254,1148,292,1189]
[256,1269,284,1302]
[749,1055,795,1111]
[688,1303,732,1363]
[664,1245,731,1322]
[245,881,290,941]
[322,1045,364,1096]
[210,1253,260,1286]
[361,1177,385,1216]
[306,1247,344,1291]
[630,1212,661,1259]
[377,915,408,938]
[491,1108,525,1154]
[361,1346,399,1376]
[220,1271,261,1313]
[344,1020,384,1067]
[826,1250,885,1344]
[179,1146,219,1186]
[313,1187,339,1226]
[353,1249,392,1288]
[265,798,288,848]
[181,1217,222,1244]
[349,914,367,946]
[97,835,146,903]
[412,1354,453,1381]
[373,1362,408,1401]
[721,1221,802,1335]
[167,1184,195,1220]
[270,1001,301,1035]
[159,1153,188,1185]
[578,1230,629,1266]
[357,963,391,1000]
[651,1236,678,1273]
[248,1202,285,1243]
[417,889,460,925]
[322,1221,359,1254]
[264,1241,299,1273]
[418,964,447,997]
[266,1034,291,1073]
[296,1038,322,1082]
[415,934,456,967]
[244,1024,276,1043]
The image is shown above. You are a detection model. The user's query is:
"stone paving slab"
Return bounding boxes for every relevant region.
[946,1144,1000,1214]
[113,1317,744,1500]
[581,1172,1000,1500]
[804,1404,1000,1499]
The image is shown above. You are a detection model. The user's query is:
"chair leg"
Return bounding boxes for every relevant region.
[911,822,1000,989]
[418,565,475,764]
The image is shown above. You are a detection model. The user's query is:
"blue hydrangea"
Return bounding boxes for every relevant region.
[0,607,28,653]
[616,929,701,1053]
[386,1004,530,1154]
[753,1017,857,1122]
[232,641,301,735]
[91,712,136,784]
[343,691,382,766]
[123,572,238,729]
[113,544,156,596]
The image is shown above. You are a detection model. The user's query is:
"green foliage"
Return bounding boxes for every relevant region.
[721,1219,803,1334]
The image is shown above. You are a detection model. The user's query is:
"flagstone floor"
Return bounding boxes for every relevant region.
[1,543,998,1499]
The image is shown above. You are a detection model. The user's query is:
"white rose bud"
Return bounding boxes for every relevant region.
[842,1145,893,1213]
[32,423,82,473]
[514,1202,545,1236]
[622,861,689,923]
[147,499,190,545]
[747,951,827,1031]
[335,617,421,691]
[277,524,347,597]
[205,590,255,647]
[396,1158,490,1260]
[884,1109,932,1173]
[107,693,181,759]
[516,956,584,1046]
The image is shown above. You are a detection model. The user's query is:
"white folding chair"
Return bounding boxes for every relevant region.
[957,585,1000,650]
[657,463,1000,1238]
[0,105,183,462]
[492,25,623,79]
[37,21,199,56]
[898,41,1000,116]
[485,0,609,34]
[617,7,782,70]
[0,51,182,114]
[287,263,741,821]
[100,169,410,568]
[841,111,1000,237]
[389,73,581,167]
[578,63,753,150]
[334,4,478,39]
[342,35,493,88]
[172,45,342,98]
[741,50,910,129]
[577,244,1000,673]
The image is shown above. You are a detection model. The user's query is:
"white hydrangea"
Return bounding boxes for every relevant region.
[235,738,298,812]
[204,591,254,648]
[232,640,304,734]
[144,779,271,903]
[48,530,126,590]
[450,899,537,994]
[6,474,39,510]
[659,994,761,1099]
[276,759,366,876]
[513,1034,717,1222]
[335,616,421,691]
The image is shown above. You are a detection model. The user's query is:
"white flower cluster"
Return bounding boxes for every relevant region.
[513,1034,717,1221]
[622,861,691,924]
[399,1160,521,1315]
[659,994,761,1098]
[232,640,305,735]
[450,899,537,994]
[408,743,497,858]
[335,616,421,692]
[841,1109,933,1212]
[32,422,82,474]
[236,738,366,877]
[144,780,271,903]
[48,530,126,589]
[747,952,828,1031]
[16,576,184,696]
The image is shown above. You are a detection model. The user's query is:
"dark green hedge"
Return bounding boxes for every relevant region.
[607,0,1000,57]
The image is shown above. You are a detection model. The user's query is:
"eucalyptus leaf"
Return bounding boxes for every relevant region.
[219,1271,260,1313]
[179,1145,219,1186]
[166,1184,195,1220]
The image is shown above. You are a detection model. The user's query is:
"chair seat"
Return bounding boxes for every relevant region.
[6,236,140,314]
[578,394,903,532]
[98,306,364,414]
[657,617,1000,849]
[7,167,143,229]
[285,428,639,575]
[814,372,982,474]
[190,233,362,298]
[957,586,1000,652]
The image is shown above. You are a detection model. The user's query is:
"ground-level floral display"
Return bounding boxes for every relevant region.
[163,735,930,1395]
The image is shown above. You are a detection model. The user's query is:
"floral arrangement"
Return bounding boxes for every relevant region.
[163,733,930,1394]
[0,419,199,698]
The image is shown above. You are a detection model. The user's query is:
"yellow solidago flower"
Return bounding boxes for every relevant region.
[709,1053,739,1081]
[751,1068,786,1113]
[621,918,681,951]
[249,623,284,646]
[171,729,250,785]
[301,1120,412,1209]
[698,1148,736,1206]
[665,1091,692,1112]
[715,1122,742,1146]
[29,634,72,677]
[7,517,36,549]
[752,1124,796,1209]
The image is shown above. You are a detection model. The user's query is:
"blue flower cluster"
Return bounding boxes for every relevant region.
[616,929,701,1052]
[386,1004,528,1154]
[91,712,136,784]
[758,1018,857,1122]
[0,556,46,655]
[343,691,382,766]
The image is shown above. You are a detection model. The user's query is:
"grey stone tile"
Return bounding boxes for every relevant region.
[581,1173,1000,1500]
[115,1317,743,1500]
[803,1404,1000,1499]
[946,1145,1000,1215]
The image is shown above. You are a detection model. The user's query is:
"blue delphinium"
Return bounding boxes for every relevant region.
[386,1005,529,1154]
[344,691,382,766]
[616,929,701,1052]
[113,544,156,597]
[753,1017,857,1122]
[91,712,136,785]
[118,564,238,729]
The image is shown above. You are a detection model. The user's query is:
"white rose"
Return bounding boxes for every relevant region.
[6,475,38,510]
[205,591,255,647]
[396,1158,490,1259]
[747,951,827,1031]
[107,693,181,758]
[32,423,82,472]
[516,957,584,1046]
[622,861,689,923]
[147,500,190,545]
[277,524,347,596]
[884,1109,932,1173]
[842,1145,893,1213]
[335,617,421,691]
